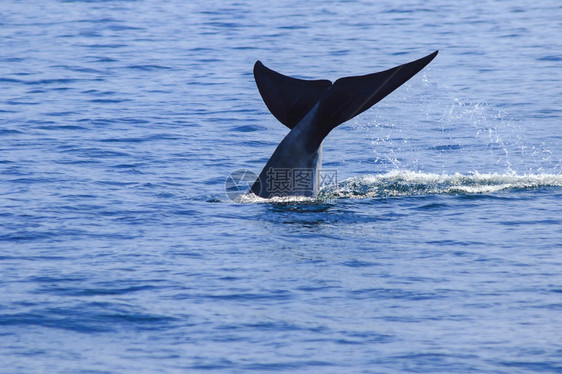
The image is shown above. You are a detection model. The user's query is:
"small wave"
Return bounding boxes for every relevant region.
[220,172,562,203]
[234,193,328,205]
[323,171,562,198]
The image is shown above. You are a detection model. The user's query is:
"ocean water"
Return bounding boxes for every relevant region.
[1,0,561,372]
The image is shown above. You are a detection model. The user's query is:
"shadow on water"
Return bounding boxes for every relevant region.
[267,202,334,214]
[255,197,408,232]
[259,202,338,228]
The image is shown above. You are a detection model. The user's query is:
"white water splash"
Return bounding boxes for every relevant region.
[354,78,560,175]
[323,171,562,199]
[232,193,327,205]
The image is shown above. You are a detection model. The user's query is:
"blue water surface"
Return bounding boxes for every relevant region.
[1,1,561,373]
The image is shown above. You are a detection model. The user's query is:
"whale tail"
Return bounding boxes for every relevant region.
[250,51,438,198]
[254,50,438,139]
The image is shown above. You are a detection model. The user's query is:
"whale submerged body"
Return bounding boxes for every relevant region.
[249,51,438,199]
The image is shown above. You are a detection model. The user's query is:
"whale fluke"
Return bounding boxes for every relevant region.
[249,51,439,199]
[254,61,332,129]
